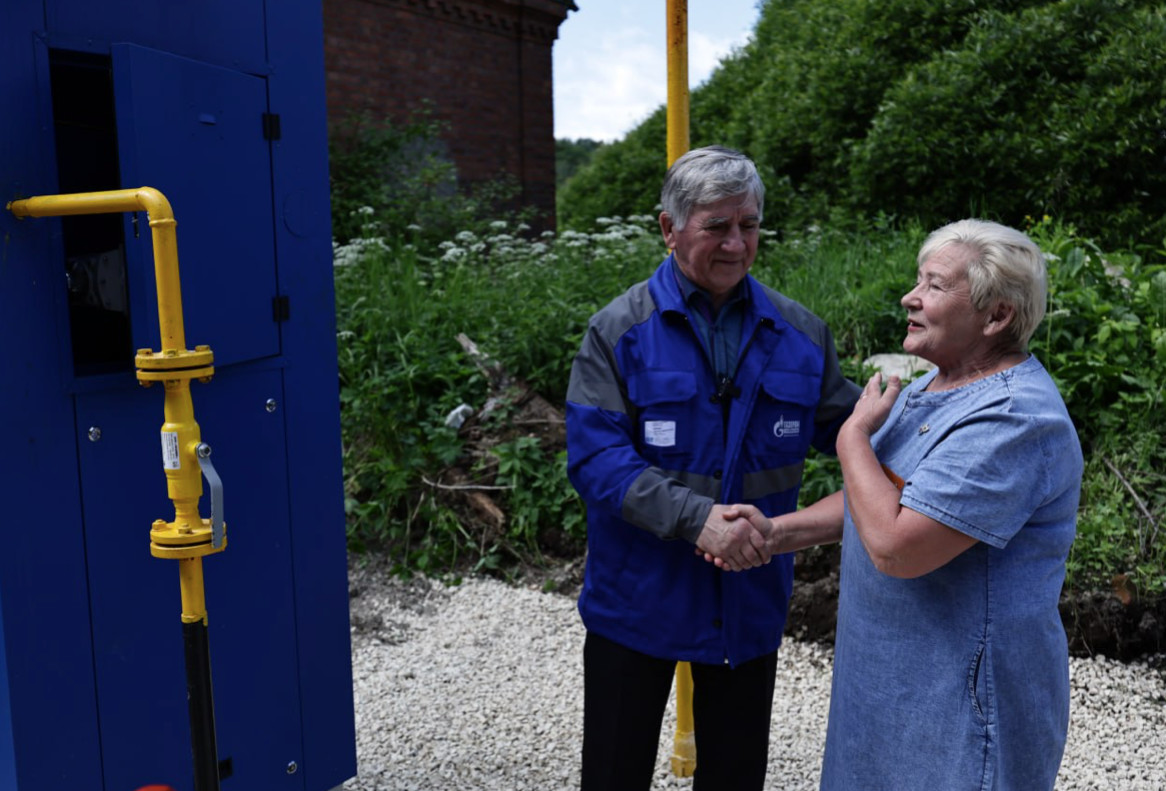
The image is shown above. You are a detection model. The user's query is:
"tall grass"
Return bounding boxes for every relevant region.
[336,209,1166,596]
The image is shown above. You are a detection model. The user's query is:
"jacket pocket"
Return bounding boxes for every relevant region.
[745,372,819,462]
[626,370,700,461]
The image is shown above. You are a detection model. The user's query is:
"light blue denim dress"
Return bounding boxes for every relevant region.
[820,355,1083,791]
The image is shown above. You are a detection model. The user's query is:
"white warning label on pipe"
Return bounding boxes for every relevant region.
[161,431,181,469]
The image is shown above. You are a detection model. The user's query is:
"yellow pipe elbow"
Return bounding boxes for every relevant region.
[8,187,187,351]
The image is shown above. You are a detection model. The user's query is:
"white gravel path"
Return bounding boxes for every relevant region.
[342,570,1166,791]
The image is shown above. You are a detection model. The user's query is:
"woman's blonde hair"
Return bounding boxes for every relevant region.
[919,219,1048,348]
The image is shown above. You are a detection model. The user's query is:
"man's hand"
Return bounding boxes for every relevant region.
[694,504,773,571]
[695,504,781,570]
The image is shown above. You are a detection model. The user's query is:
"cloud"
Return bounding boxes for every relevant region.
[690,29,750,86]
[555,27,663,142]
[554,25,751,142]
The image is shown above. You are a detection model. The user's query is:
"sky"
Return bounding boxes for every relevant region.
[553,0,762,142]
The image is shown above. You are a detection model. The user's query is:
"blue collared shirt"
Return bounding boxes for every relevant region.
[671,259,748,382]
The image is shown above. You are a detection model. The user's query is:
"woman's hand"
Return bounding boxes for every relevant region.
[843,372,901,439]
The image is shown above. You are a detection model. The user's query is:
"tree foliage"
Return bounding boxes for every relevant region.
[329,108,532,247]
[555,138,608,188]
[557,0,1166,250]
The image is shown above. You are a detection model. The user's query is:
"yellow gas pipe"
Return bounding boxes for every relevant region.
[665,0,697,778]
[666,0,690,167]
[8,187,224,791]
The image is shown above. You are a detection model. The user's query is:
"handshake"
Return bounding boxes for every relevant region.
[694,503,786,572]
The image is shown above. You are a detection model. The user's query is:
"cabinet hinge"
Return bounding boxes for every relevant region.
[272,295,290,322]
[262,112,282,141]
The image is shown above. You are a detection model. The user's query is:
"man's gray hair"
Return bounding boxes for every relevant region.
[660,145,765,231]
[919,219,1048,349]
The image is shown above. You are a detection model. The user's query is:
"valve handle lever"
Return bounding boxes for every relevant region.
[195,443,225,549]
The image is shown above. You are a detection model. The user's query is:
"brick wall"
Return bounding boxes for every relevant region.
[323,0,574,231]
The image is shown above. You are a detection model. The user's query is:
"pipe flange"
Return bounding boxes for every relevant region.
[135,346,214,371]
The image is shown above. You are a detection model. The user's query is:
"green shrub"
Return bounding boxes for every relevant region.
[339,103,1164,593]
[336,209,1165,595]
[850,0,1166,249]
[556,116,669,232]
[335,213,667,572]
[557,0,1166,251]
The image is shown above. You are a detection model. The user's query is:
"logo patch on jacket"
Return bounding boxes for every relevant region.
[773,415,801,439]
[645,420,677,447]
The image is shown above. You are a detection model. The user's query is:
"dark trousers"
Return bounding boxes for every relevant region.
[581,631,778,791]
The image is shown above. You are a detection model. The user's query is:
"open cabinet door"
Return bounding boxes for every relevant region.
[112,42,281,368]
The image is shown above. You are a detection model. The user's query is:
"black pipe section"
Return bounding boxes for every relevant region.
[183,620,221,791]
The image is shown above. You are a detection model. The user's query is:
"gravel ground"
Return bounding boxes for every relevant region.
[342,564,1166,791]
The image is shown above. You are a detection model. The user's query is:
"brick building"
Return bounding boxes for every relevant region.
[322,0,577,230]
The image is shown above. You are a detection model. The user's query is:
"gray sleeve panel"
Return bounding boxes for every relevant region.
[569,278,713,543]
[566,326,625,412]
[623,468,715,543]
[566,280,657,413]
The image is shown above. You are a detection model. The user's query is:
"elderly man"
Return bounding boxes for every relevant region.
[565,145,860,791]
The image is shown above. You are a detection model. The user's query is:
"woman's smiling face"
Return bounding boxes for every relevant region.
[900,244,993,369]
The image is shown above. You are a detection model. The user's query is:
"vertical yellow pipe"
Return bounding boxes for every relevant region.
[147,213,186,353]
[670,660,696,776]
[666,0,696,779]
[178,558,209,625]
[161,380,204,527]
[666,0,690,166]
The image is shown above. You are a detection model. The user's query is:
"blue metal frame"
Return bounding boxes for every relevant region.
[0,2,355,789]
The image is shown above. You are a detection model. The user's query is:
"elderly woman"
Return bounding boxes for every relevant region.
[719,219,1083,790]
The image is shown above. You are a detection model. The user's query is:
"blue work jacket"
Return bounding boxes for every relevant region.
[565,256,859,666]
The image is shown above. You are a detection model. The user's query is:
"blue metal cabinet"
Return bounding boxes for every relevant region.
[46,0,267,76]
[0,2,356,789]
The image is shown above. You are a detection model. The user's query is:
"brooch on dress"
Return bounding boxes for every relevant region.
[918,423,930,435]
